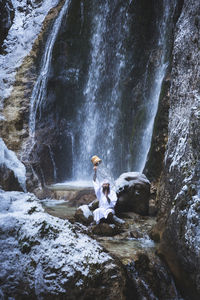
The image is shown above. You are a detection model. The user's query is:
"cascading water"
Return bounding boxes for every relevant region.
[27,0,178,185]
[71,0,174,181]
[135,0,171,172]
[72,2,129,181]
[29,0,71,139]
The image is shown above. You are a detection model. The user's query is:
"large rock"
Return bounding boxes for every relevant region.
[0,190,126,299]
[115,172,150,215]
[0,138,26,191]
[0,165,22,192]
[74,204,94,225]
[156,0,200,299]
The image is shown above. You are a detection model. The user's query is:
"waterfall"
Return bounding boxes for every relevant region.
[135,0,171,172]
[27,0,177,184]
[29,0,71,138]
[73,2,129,180]
[71,1,173,181]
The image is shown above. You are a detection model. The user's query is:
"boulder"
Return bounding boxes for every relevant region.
[115,172,150,215]
[0,138,26,191]
[0,190,126,299]
[0,164,23,192]
[92,223,119,236]
[74,204,94,225]
[88,199,99,211]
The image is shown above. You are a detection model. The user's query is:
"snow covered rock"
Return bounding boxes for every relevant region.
[0,190,126,299]
[0,138,26,191]
[74,204,94,225]
[0,0,14,50]
[115,172,150,215]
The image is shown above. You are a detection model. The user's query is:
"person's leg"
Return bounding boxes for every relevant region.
[112,215,125,224]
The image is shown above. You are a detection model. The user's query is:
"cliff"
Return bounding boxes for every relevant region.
[155,0,200,298]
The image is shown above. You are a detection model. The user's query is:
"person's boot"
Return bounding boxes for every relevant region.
[113,215,125,224]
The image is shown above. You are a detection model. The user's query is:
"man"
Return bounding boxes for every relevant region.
[93,164,117,224]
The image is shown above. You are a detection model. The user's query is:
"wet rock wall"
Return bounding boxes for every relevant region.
[155,0,200,298]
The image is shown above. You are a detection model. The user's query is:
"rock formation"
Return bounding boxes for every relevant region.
[0,190,126,299]
[0,138,26,191]
[115,172,150,215]
[154,0,200,299]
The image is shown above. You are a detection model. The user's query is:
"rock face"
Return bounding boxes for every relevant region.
[0,0,14,53]
[0,190,127,299]
[115,172,150,215]
[156,0,200,299]
[1,0,180,186]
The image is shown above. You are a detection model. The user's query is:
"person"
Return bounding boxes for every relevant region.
[92,164,118,224]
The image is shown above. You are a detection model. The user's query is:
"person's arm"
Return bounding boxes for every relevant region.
[93,166,101,198]
[93,165,97,182]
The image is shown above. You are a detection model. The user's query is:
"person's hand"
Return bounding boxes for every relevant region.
[93,165,98,171]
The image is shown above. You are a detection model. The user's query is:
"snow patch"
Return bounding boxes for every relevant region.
[185,195,200,255]
[0,138,26,191]
[115,172,150,191]
[0,190,112,296]
[79,205,93,219]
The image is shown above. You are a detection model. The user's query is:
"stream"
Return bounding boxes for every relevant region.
[41,183,157,264]
[41,183,183,299]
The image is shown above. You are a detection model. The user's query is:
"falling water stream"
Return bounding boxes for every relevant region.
[71,0,173,181]
[29,0,71,139]
[29,0,176,184]
[136,1,171,172]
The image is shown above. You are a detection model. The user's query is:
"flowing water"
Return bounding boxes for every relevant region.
[136,0,171,172]
[71,0,174,181]
[29,0,71,138]
[28,0,177,184]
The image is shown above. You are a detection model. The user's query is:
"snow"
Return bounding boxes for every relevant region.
[0,138,26,191]
[0,0,59,110]
[0,190,112,297]
[79,205,93,219]
[185,195,200,255]
[115,172,150,191]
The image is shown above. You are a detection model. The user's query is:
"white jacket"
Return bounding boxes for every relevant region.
[93,179,117,223]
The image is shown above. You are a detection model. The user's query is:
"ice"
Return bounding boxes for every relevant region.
[0,138,26,191]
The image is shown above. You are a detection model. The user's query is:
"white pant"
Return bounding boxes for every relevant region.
[93,207,114,224]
